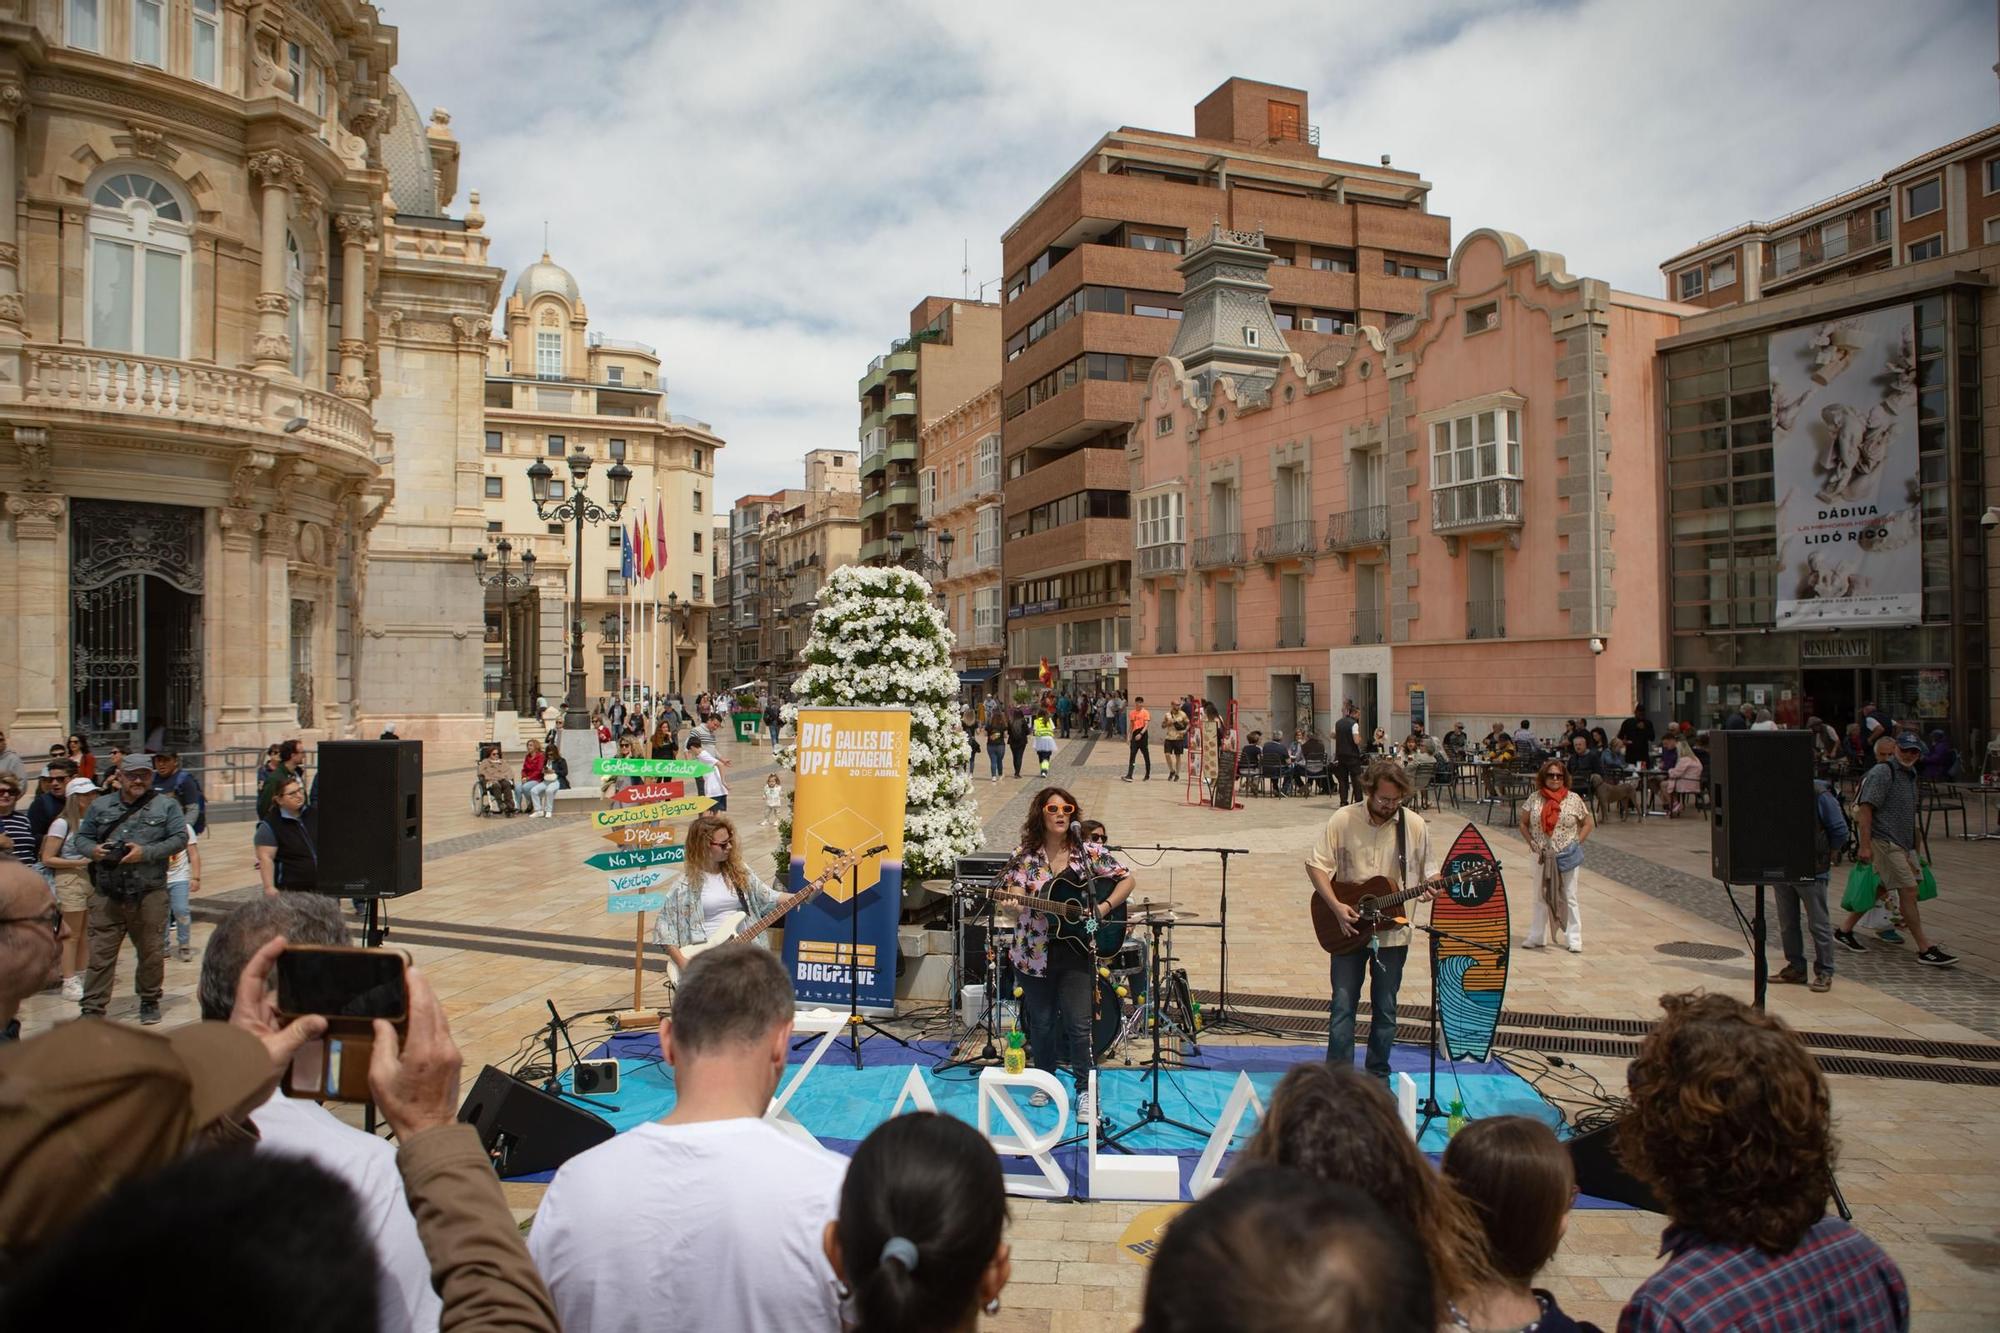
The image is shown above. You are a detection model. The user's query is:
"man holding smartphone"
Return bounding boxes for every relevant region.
[75,753,187,1025]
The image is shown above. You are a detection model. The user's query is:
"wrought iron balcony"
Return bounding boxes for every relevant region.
[1136,541,1185,576]
[1191,531,1245,568]
[1325,504,1390,550]
[1467,598,1507,639]
[1277,614,1307,648]
[1154,625,1178,655]
[1351,608,1385,645]
[1255,519,1318,561]
[1212,622,1237,652]
[1760,213,1889,286]
[1430,479,1523,535]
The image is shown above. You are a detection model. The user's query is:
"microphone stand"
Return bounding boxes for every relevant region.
[1105,842,1273,1036]
[1404,922,1505,1140]
[935,885,1005,1073]
[822,842,905,1070]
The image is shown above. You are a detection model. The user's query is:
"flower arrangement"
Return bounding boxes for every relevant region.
[775,565,983,882]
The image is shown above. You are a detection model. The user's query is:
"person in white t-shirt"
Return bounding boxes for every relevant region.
[197,893,443,1333]
[683,736,728,812]
[528,944,846,1333]
[162,824,201,963]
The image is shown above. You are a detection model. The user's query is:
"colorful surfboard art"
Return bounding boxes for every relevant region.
[1431,822,1510,1061]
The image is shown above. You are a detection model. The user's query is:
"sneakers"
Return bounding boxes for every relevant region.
[1810,973,1833,992]
[1122,775,1133,783]
[1774,963,1808,985]
[139,1001,162,1026]
[1833,929,1866,953]
[1567,943,1582,954]
[1075,1089,1095,1126]
[1875,927,1904,944]
[1917,946,1959,967]
[60,974,82,1002]
[178,944,192,963]
[1027,1090,1051,1108]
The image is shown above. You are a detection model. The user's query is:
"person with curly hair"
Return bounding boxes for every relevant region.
[1243,1063,1499,1314]
[1615,992,1907,1331]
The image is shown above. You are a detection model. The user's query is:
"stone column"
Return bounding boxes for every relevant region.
[334,213,373,399]
[246,151,298,376]
[0,80,25,335]
[3,475,66,747]
[261,516,298,731]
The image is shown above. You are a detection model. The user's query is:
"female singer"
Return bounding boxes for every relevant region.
[1002,787,1135,1121]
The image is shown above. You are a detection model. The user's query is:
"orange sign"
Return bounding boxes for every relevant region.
[599,824,682,848]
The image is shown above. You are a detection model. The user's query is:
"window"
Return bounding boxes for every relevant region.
[974,503,1002,566]
[88,172,189,357]
[1430,407,1523,487]
[67,0,100,51]
[1709,256,1736,288]
[1985,216,2000,243]
[692,448,704,470]
[546,434,565,457]
[1125,228,1183,254]
[285,231,306,378]
[485,520,501,533]
[692,574,704,601]
[131,0,163,66]
[191,0,219,84]
[1243,327,1260,348]
[1465,302,1498,333]
[605,365,623,384]
[1383,256,1446,281]
[1309,246,1356,273]
[535,329,562,378]
[1156,414,1174,437]
[1907,236,1942,261]
[608,573,626,596]
[484,431,502,454]
[693,531,703,554]
[608,438,626,460]
[548,479,565,499]
[286,41,304,101]
[1678,268,1705,299]
[1773,236,1801,275]
[547,523,564,536]
[692,488,703,512]
[484,476,502,498]
[607,525,623,548]
[1136,490,1184,548]
[1468,548,1505,638]
[1988,159,2000,194]
[1820,217,1848,262]
[1904,177,1941,219]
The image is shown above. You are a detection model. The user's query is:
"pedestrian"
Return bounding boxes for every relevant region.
[764,698,783,751]
[253,773,317,898]
[36,777,99,1001]
[1332,699,1364,806]
[649,720,674,761]
[1007,707,1029,779]
[0,728,24,787]
[478,743,517,814]
[1033,710,1056,778]
[686,736,729,812]
[1775,780,1847,993]
[983,719,1005,783]
[962,710,979,775]
[1056,692,1073,739]
[1122,696,1152,783]
[518,738,558,818]
[257,739,304,823]
[1519,757,1593,953]
[150,749,206,834]
[162,823,201,963]
[761,773,784,828]
[1162,700,1189,782]
[1833,733,1955,966]
[76,752,188,1024]
[64,732,95,782]
[0,775,33,875]
[547,739,571,791]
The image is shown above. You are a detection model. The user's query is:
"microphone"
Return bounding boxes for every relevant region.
[1068,819,1083,841]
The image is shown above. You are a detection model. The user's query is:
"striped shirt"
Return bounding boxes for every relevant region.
[1854,759,1920,850]
[0,811,35,867]
[1619,1219,1907,1333]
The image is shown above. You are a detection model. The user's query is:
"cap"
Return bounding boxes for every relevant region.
[118,752,155,773]
[63,777,98,798]
[0,1020,272,1254]
[1895,733,1923,752]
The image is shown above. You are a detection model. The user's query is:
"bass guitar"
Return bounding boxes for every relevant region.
[665,845,879,985]
[982,866,1127,959]
[1310,865,1493,957]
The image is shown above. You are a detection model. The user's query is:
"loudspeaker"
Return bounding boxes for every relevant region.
[315,740,423,899]
[457,1065,615,1177]
[1708,729,1816,885]
[1566,1116,1661,1212]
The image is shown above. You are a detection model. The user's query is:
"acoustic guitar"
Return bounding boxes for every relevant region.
[665,845,876,985]
[1310,865,1493,956]
[982,866,1127,959]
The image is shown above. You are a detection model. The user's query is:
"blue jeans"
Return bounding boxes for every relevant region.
[1778,877,1835,976]
[1018,951,1094,1083]
[519,778,557,815]
[1327,944,1407,1078]
[987,744,1005,777]
[165,879,192,947]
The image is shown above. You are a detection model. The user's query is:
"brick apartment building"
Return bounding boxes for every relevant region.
[998,77,1452,697]
[918,385,1004,687]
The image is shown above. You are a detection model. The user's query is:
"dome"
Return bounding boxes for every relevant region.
[513,252,580,305]
[381,79,440,217]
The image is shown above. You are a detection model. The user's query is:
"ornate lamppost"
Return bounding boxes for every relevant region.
[472,538,536,712]
[526,450,632,730]
[890,516,954,578]
[657,590,691,697]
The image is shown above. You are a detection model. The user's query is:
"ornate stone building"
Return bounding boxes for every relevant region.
[0,2,498,755]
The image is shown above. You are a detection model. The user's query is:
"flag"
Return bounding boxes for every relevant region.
[620,522,635,581]
[656,493,667,572]
[1037,657,1054,687]
[643,510,656,579]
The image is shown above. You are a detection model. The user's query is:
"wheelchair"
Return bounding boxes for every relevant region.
[471,744,518,817]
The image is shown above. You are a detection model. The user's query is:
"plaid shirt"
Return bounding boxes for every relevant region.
[1619,1219,1907,1332]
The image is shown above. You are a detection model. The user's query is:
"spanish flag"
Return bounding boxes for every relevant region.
[1037,657,1054,687]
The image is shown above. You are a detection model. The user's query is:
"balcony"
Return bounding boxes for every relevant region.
[1255,519,1318,562]
[1155,625,1178,655]
[1136,542,1185,576]
[881,480,920,511]
[857,362,887,397]
[1351,609,1385,645]
[1192,532,1245,568]
[1326,504,1390,551]
[885,348,919,377]
[885,393,918,421]
[1431,479,1523,536]
[1212,621,1237,652]
[859,538,890,563]
[1761,214,1889,287]
[860,408,886,437]
[1277,613,1307,648]
[885,438,918,466]
[860,491,885,521]
[1467,598,1506,639]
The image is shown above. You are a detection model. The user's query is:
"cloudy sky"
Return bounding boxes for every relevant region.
[387,0,1994,509]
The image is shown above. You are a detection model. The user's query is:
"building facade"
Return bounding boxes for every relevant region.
[478,254,720,713]
[719,490,788,687]
[918,385,1003,683]
[764,480,861,694]
[857,296,999,564]
[1126,225,1688,740]
[999,78,1452,697]
[0,1,486,753]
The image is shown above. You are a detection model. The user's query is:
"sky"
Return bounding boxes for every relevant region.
[385,0,1996,510]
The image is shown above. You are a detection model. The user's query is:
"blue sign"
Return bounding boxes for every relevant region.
[607,891,668,915]
[780,858,903,1013]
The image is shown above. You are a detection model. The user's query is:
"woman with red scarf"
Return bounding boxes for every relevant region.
[1518,757,1594,952]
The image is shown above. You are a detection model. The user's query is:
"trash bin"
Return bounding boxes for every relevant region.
[731,711,762,743]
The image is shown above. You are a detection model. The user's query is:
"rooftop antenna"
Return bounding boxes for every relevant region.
[542,219,550,257]
[962,239,970,299]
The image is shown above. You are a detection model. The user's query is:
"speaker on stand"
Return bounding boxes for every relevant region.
[1707,729,1816,1012]
[313,739,424,948]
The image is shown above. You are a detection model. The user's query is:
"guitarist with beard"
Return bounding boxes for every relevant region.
[1002,786,1135,1124]
[1307,759,1435,1083]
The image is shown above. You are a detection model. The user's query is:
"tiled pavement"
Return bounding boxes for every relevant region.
[16,731,2000,1330]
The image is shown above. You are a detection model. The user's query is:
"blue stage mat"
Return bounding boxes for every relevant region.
[523,1033,1634,1207]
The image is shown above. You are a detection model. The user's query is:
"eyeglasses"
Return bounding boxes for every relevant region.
[1042,800,1076,816]
[0,906,62,934]
[0,788,19,800]
[709,838,733,849]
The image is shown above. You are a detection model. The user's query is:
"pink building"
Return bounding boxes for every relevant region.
[1127,225,1692,740]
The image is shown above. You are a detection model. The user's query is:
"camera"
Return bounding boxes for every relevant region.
[99,841,131,864]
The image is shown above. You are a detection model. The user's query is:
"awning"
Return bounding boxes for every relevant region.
[956,668,1001,686]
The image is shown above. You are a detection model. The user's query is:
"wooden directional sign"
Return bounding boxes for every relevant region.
[585,845,686,872]
[593,797,713,828]
[612,780,685,806]
[605,866,671,914]
[600,824,681,848]
[593,757,711,779]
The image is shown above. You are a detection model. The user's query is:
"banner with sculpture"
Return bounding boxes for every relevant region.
[1770,304,1921,629]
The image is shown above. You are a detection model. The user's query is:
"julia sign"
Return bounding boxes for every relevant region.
[612,780,685,806]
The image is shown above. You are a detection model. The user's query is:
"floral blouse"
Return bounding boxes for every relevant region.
[1522,790,1591,855]
[650,867,782,949]
[1004,842,1129,976]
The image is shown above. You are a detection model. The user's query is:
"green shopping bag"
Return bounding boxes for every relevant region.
[1840,862,1882,914]
[1918,860,1937,903]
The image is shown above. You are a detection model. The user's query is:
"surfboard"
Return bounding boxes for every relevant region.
[1430,822,1510,1062]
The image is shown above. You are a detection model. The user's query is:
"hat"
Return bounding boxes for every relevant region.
[118,752,155,773]
[1895,733,1923,752]
[0,1020,272,1254]
[63,777,97,798]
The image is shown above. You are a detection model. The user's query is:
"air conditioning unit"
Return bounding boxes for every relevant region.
[1297,318,1324,333]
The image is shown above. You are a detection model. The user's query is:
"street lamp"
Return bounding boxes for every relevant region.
[656,590,691,697]
[897,517,953,579]
[472,538,535,712]
[527,450,632,729]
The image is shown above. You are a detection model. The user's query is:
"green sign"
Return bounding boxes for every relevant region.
[592,757,710,778]
[584,845,687,872]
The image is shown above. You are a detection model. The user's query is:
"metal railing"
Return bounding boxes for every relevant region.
[1352,608,1385,644]
[1277,614,1307,648]
[1266,121,1321,147]
[1255,519,1318,560]
[1155,625,1178,655]
[1761,213,1888,285]
[1192,531,1245,567]
[1431,478,1523,533]
[1326,504,1389,550]
[1467,598,1506,639]
[1136,542,1186,576]
[1212,623,1237,652]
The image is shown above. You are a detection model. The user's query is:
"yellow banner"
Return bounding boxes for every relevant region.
[592,796,714,828]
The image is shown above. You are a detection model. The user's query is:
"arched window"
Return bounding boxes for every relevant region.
[286,231,307,379]
[88,171,190,358]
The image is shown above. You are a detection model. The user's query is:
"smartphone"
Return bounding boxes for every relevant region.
[277,946,409,1103]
